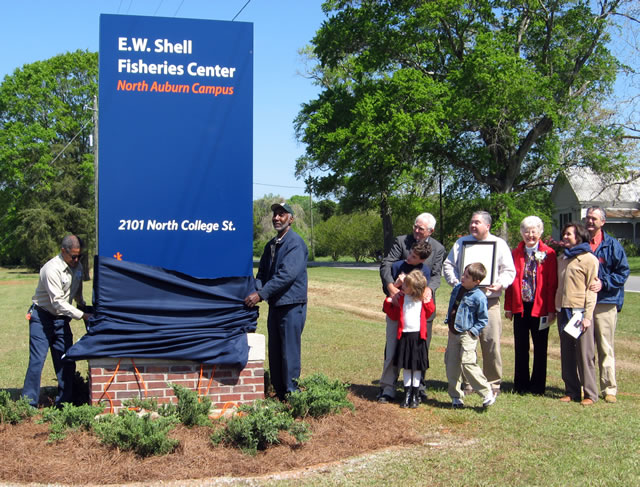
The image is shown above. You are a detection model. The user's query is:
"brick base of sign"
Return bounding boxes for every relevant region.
[88,333,266,414]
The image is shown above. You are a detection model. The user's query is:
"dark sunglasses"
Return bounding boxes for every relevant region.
[64,249,82,260]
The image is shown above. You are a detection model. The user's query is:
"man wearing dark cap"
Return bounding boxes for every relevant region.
[245,202,308,400]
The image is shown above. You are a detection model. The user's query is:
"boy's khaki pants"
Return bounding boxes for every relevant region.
[445,330,492,400]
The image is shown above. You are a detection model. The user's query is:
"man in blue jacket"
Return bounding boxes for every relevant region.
[245,203,308,400]
[585,206,630,404]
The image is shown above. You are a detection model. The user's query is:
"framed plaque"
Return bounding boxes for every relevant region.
[460,241,496,287]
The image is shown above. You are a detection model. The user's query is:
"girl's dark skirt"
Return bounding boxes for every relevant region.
[394,331,429,371]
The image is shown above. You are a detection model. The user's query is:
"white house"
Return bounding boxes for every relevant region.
[550,168,640,243]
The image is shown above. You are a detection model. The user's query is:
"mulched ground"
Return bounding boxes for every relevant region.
[0,391,424,486]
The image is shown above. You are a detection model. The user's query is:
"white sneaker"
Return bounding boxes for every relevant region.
[452,397,464,409]
[482,392,497,408]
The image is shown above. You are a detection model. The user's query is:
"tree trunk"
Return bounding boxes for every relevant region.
[380,193,394,255]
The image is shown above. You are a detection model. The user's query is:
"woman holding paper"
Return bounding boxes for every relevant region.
[504,216,557,395]
[555,222,599,405]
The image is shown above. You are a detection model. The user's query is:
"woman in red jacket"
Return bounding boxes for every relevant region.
[504,216,558,395]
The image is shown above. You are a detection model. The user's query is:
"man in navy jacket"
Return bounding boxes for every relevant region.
[585,206,630,404]
[245,203,308,400]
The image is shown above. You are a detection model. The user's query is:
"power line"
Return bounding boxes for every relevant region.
[232,0,252,21]
[173,0,185,16]
[153,0,165,15]
[48,119,92,167]
[254,182,305,190]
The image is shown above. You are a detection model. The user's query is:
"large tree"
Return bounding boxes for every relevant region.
[0,50,97,268]
[295,0,635,250]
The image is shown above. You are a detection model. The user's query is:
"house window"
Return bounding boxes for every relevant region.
[560,212,572,227]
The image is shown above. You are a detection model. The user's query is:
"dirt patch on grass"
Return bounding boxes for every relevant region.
[0,393,427,486]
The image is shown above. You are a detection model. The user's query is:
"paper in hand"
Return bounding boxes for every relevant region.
[563,310,583,339]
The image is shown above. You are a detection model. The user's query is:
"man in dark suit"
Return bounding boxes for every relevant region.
[377,213,446,403]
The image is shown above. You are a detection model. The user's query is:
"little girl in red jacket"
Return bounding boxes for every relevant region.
[383,269,435,408]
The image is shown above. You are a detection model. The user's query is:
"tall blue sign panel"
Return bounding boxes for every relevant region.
[98,14,253,278]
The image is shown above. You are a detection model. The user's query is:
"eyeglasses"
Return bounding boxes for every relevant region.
[64,249,82,260]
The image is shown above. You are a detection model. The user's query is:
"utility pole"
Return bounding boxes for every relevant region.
[308,188,315,261]
[93,95,99,255]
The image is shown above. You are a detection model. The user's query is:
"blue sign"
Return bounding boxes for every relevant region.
[98,14,253,278]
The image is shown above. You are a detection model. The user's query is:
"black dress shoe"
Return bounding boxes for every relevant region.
[377,393,393,404]
[410,389,420,408]
[401,387,412,408]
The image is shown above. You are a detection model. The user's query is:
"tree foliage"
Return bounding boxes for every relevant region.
[252,194,311,256]
[314,211,382,261]
[296,0,635,245]
[0,50,97,268]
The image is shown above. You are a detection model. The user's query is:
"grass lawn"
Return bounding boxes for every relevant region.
[627,255,640,275]
[1,265,639,486]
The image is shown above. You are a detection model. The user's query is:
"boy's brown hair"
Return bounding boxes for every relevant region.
[465,262,487,283]
[403,269,428,299]
[410,240,432,260]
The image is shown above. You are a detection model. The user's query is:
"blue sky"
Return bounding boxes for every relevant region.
[0,0,327,200]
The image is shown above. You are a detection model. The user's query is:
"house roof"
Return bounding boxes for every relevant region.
[562,168,640,207]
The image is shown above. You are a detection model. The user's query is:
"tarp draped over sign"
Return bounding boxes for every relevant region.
[66,256,258,365]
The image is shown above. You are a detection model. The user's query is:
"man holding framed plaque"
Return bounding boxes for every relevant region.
[443,211,516,392]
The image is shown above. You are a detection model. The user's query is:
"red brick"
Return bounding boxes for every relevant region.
[89,375,114,384]
[218,394,242,402]
[228,385,254,393]
[140,374,166,381]
[114,373,138,382]
[242,393,265,401]
[146,366,170,373]
[242,377,265,385]
[114,390,147,399]
[143,381,169,389]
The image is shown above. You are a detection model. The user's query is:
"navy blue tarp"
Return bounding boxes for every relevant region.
[66,256,258,366]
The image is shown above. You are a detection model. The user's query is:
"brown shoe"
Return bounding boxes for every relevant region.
[604,395,617,404]
[559,395,573,402]
[581,398,594,406]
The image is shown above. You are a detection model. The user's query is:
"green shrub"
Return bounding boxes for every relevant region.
[171,383,212,427]
[211,398,310,455]
[287,374,354,419]
[619,238,639,258]
[0,391,36,424]
[122,397,178,417]
[93,410,179,457]
[122,397,161,412]
[38,403,104,442]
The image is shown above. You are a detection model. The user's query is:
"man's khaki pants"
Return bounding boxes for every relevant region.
[593,303,618,396]
[479,297,502,387]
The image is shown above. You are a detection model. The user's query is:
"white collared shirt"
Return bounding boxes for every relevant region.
[32,254,85,319]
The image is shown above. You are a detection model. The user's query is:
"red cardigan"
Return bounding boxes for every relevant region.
[383,295,435,340]
[504,240,558,317]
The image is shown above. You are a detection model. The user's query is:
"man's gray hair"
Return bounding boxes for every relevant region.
[587,206,606,221]
[61,235,80,251]
[415,212,436,230]
[520,215,544,235]
[472,210,492,226]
